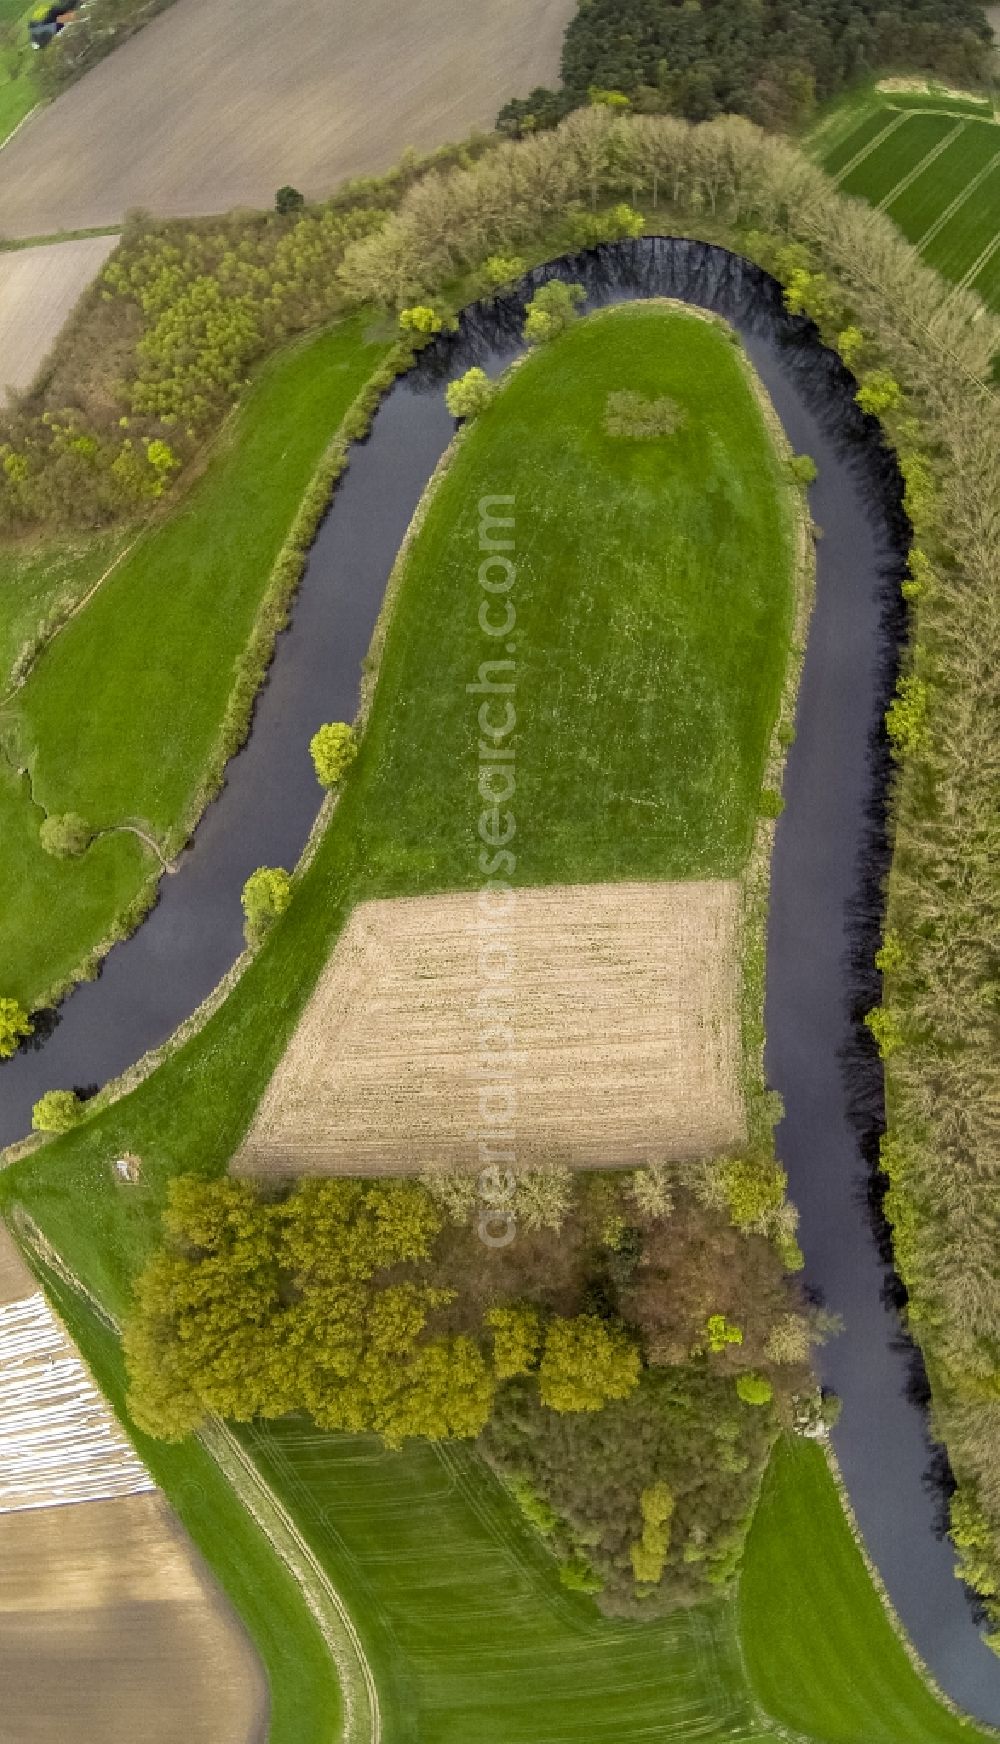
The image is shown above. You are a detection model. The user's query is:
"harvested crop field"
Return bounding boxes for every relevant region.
[234,881,745,1177]
[0,0,576,240]
[0,1490,267,1744]
[0,237,119,405]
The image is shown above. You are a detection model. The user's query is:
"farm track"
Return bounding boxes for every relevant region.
[0,0,575,240]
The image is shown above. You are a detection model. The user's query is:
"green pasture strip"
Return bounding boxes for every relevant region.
[822,108,900,176]
[837,112,961,203]
[0,530,124,689]
[0,316,390,1006]
[1,304,798,1310]
[813,96,1000,309]
[41,1267,344,1744]
[922,161,1000,282]
[884,122,1000,241]
[740,1437,994,1744]
[0,0,38,146]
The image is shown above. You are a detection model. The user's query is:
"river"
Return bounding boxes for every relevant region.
[3,236,999,1723]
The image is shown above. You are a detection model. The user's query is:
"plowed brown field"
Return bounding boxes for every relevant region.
[234,881,745,1177]
[0,0,575,239]
[0,1492,267,1744]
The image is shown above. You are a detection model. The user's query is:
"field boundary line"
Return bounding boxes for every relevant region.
[954,230,1000,294]
[0,104,40,157]
[206,1422,381,1744]
[916,145,1000,248]
[876,121,966,211]
[832,110,907,185]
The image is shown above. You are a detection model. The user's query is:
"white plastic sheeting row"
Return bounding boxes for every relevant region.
[0,1293,153,1512]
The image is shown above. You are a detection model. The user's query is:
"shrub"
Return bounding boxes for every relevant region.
[855,370,903,417]
[400,305,447,335]
[39,811,93,859]
[603,390,681,438]
[481,254,526,292]
[875,932,906,974]
[32,1089,84,1134]
[445,368,496,422]
[627,1163,673,1220]
[719,1155,787,1234]
[509,1476,560,1534]
[309,721,358,789]
[705,1314,743,1353]
[864,1005,903,1058]
[836,325,865,370]
[788,453,817,485]
[758,787,784,818]
[559,1555,604,1593]
[765,1313,812,1365]
[241,866,292,947]
[276,185,305,215]
[514,1166,572,1233]
[608,201,645,238]
[0,997,32,1059]
[885,674,928,757]
[523,280,586,345]
[418,1167,478,1223]
[736,1373,773,1407]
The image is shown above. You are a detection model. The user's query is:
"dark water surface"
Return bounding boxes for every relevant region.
[4,237,999,1721]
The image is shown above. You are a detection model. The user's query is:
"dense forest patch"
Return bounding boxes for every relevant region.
[498,0,993,135]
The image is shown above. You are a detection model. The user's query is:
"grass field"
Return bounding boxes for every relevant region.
[0,304,796,1305]
[241,1416,767,1744]
[811,89,1000,308]
[740,1438,989,1744]
[0,315,390,1007]
[0,0,38,148]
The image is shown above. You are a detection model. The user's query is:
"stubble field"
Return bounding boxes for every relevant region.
[0,236,119,405]
[234,881,745,1176]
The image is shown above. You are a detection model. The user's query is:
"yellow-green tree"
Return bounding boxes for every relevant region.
[486,1304,542,1378]
[538,1314,640,1412]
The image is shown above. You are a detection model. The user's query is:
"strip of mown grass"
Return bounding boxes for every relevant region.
[39,1267,343,1744]
[0,315,390,1006]
[0,304,798,1308]
[811,95,1000,308]
[740,1437,993,1744]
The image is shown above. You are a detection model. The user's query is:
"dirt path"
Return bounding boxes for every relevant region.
[0,0,574,240]
[0,235,118,403]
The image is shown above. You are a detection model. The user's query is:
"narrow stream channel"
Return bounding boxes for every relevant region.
[3,237,998,1723]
